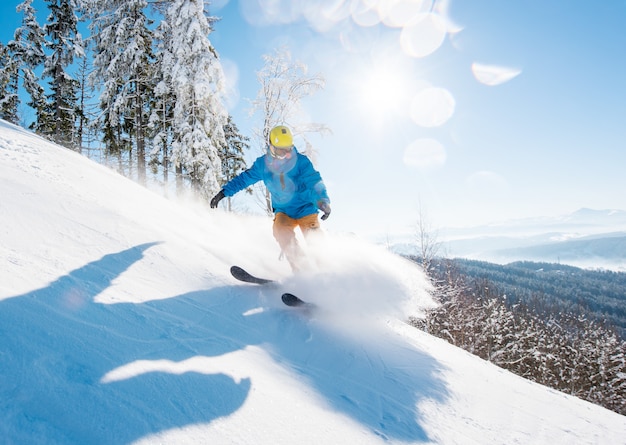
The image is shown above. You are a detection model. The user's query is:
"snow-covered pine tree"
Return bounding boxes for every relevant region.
[148,77,175,186]
[8,0,47,128]
[157,0,227,199]
[86,0,155,183]
[41,0,84,148]
[604,334,626,414]
[0,42,20,124]
[148,8,176,188]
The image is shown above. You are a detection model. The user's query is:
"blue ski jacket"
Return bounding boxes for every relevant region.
[222,147,330,219]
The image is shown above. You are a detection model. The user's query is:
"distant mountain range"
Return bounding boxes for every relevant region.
[392,209,626,271]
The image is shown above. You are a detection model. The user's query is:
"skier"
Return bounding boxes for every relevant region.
[210,125,331,272]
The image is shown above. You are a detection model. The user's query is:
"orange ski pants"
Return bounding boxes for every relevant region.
[272,212,320,271]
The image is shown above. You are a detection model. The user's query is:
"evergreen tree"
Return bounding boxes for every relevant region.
[86,0,154,183]
[0,42,20,124]
[158,0,227,198]
[149,17,176,188]
[8,0,47,128]
[41,0,84,148]
[148,82,175,186]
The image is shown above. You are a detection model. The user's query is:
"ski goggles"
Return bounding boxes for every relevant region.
[269,144,293,160]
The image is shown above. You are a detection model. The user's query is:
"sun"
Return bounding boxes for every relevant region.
[359,67,405,112]
[352,62,417,124]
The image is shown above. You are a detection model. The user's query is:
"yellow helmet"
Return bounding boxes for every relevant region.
[268,125,293,148]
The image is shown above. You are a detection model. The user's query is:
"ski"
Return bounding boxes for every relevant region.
[281,293,315,310]
[230,266,315,310]
[230,265,274,285]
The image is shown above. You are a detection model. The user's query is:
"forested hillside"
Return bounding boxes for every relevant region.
[408,256,626,415]
[445,259,626,338]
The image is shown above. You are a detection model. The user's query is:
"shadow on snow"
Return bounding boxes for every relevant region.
[0,243,448,444]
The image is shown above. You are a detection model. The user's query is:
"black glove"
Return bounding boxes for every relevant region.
[318,201,331,221]
[210,190,225,208]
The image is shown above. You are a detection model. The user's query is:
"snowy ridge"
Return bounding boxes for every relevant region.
[1,119,625,444]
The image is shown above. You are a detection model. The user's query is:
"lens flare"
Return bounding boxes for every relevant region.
[379,0,433,28]
[472,63,522,86]
[351,0,381,27]
[403,138,446,169]
[410,87,455,127]
[400,13,447,58]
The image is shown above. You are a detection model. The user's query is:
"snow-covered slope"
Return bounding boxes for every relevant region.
[1,119,625,444]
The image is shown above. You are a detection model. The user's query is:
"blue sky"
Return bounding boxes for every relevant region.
[2,0,626,239]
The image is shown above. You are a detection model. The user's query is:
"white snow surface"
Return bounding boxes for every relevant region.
[1,118,625,444]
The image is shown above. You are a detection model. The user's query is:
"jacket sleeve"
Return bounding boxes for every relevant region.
[298,155,330,206]
[222,156,264,197]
